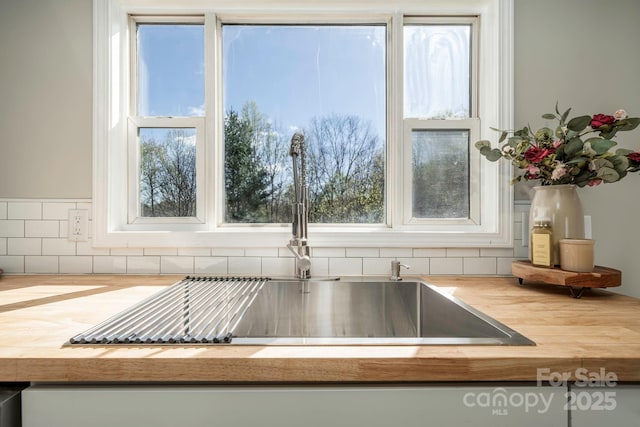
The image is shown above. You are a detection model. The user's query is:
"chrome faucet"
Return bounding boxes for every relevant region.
[287,132,312,279]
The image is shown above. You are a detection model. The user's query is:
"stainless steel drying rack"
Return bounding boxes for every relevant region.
[69,276,268,345]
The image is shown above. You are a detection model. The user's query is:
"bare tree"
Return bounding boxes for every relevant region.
[305,114,385,223]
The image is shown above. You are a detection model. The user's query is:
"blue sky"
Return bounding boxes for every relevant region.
[137,23,386,138]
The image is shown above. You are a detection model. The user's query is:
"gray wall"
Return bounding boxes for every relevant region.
[1,0,640,295]
[0,0,92,198]
[515,0,640,297]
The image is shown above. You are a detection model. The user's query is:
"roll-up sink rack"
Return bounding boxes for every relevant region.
[69,276,267,345]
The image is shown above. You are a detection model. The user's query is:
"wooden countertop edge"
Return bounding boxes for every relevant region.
[4,356,640,382]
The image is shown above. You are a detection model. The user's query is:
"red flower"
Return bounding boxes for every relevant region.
[627,152,640,164]
[524,146,553,163]
[590,114,616,129]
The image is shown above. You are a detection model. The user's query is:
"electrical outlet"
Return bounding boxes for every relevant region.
[68,209,89,241]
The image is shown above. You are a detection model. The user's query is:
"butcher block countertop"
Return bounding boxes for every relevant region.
[1,274,639,383]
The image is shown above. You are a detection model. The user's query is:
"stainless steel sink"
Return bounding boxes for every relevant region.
[231,280,534,345]
[69,277,534,346]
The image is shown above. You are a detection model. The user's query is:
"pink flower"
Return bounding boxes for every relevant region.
[551,163,567,180]
[552,139,563,149]
[587,179,602,187]
[524,147,553,163]
[614,109,628,120]
[590,114,616,128]
[524,164,540,178]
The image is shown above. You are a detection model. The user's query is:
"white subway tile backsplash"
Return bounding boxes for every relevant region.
[480,248,515,257]
[413,248,446,257]
[0,199,529,277]
[329,257,362,276]
[110,248,144,256]
[144,248,178,256]
[25,256,58,273]
[312,248,345,258]
[76,240,110,256]
[211,248,244,257]
[363,257,395,276]
[403,257,429,276]
[42,202,76,220]
[25,220,59,238]
[127,256,161,274]
[311,257,329,277]
[0,256,24,273]
[430,258,463,275]
[194,257,227,275]
[380,248,413,258]
[228,257,261,275]
[93,256,127,274]
[463,257,497,275]
[497,257,517,275]
[8,238,41,255]
[8,202,41,220]
[0,220,25,237]
[245,247,279,257]
[346,248,379,258]
[178,248,211,257]
[42,238,76,256]
[262,257,294,276]
[60,256,93,273]
[446,248,480,257]
[161,256,194,274]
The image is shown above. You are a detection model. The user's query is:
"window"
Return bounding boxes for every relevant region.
[222,24,386,224]
[93,0,513,247]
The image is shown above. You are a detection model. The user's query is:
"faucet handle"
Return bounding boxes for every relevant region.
[390,260,410,281]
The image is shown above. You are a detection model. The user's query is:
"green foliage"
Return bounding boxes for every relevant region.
[475,105,640,187]
[224,106,270,222]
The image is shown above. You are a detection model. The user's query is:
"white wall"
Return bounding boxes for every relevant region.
[1,0,639,295]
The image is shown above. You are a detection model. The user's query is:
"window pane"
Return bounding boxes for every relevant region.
[222,25,386,224]
[404,25,471,119]
[412,130,469,218]
[137,24,204,117]
[139,128,197,217]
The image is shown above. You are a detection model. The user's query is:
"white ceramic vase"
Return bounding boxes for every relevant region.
[529,184,585,266]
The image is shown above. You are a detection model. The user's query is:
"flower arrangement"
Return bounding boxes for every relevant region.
[475,104,640,186]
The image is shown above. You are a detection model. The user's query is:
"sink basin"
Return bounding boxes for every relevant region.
[69,277,534,346]
[230,280,534,345]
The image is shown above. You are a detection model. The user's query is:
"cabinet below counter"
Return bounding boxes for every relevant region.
[1,275,640,382]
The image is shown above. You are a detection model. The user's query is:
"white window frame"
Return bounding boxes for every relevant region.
[93,0,513,248]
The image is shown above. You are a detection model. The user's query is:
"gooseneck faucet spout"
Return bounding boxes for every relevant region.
[287,132,312,278]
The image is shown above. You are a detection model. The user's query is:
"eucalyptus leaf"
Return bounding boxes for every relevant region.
[567,115,591,132]
[485,148,503,161]
[617,117,640,132]
[542,113,556,120]
[585,137,616,154]
[612,155,629,174]
[499,131,508,143]
[561,108,571,124]
[564,137,584,157]
[475,140,491,150]
[596,166,620,183]
[615,148,634,156]
[592,158,614,169]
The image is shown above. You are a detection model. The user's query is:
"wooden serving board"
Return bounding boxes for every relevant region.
[511,260,621,298]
